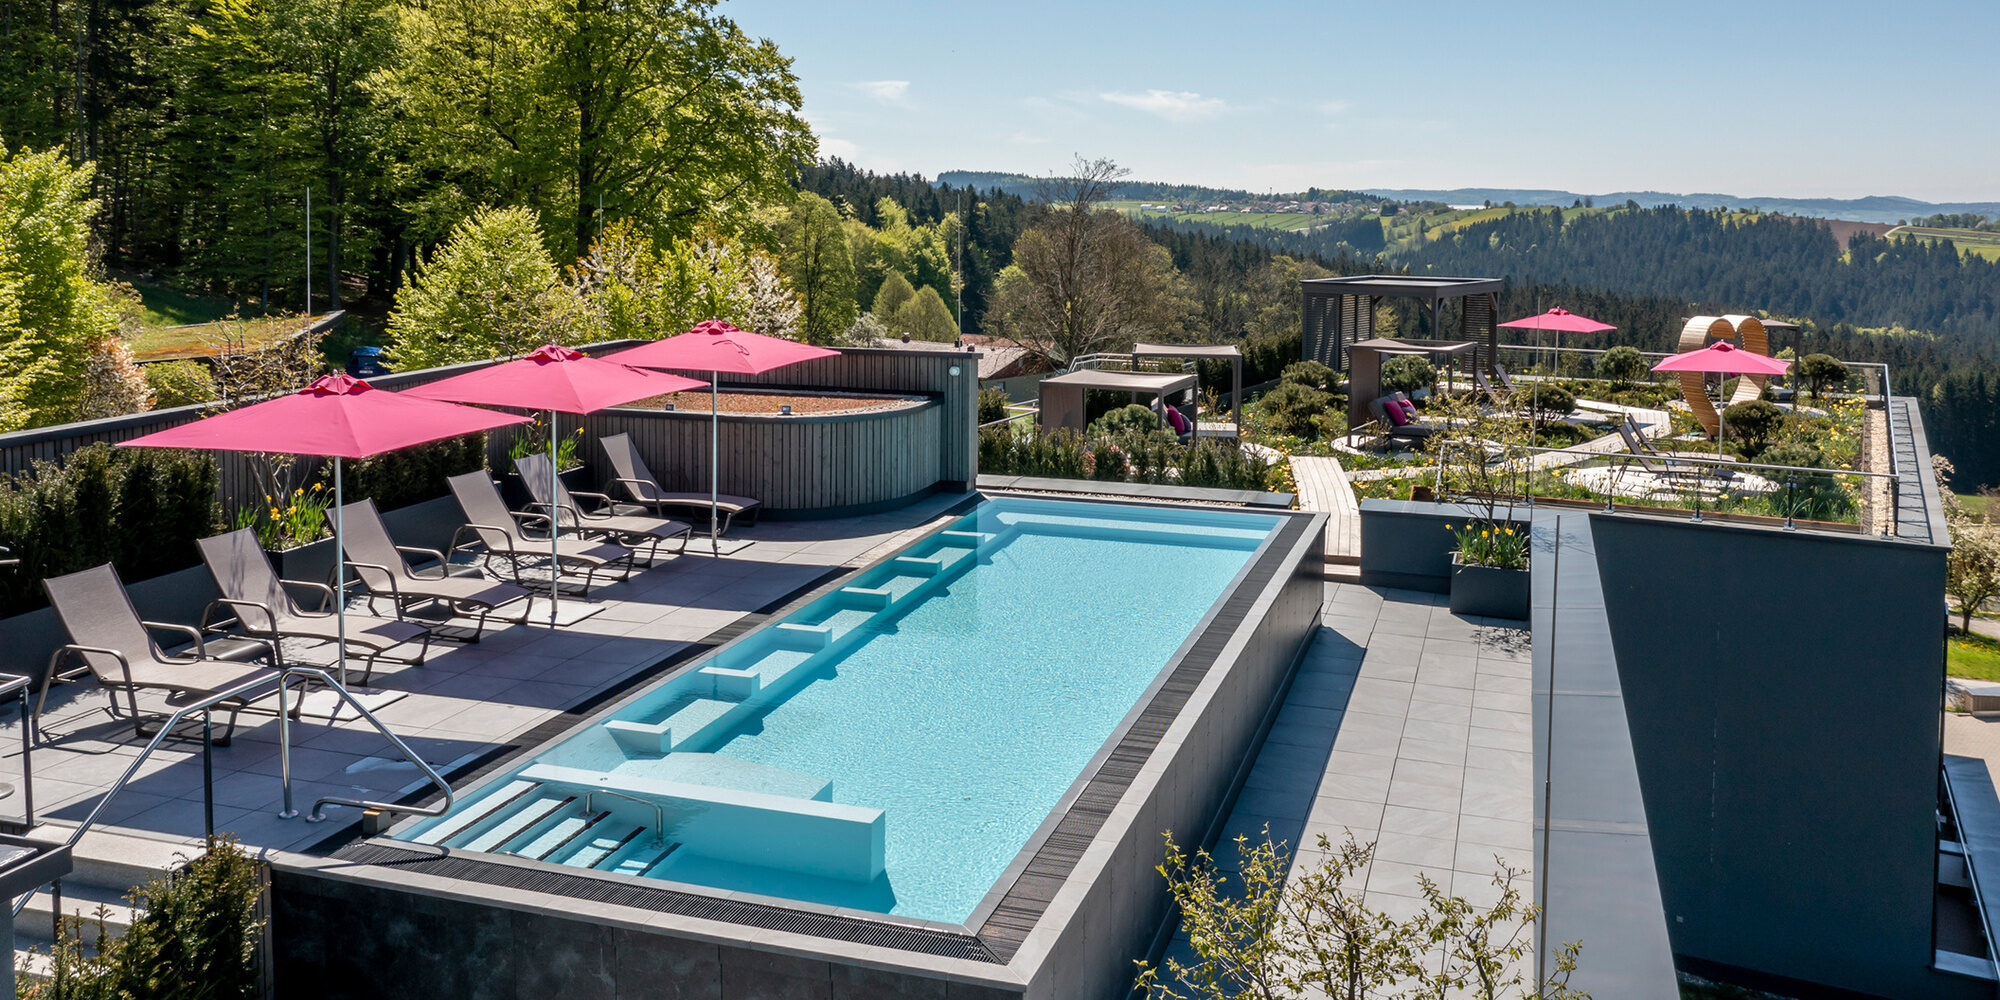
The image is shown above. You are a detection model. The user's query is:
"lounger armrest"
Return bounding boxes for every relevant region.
[448,525,507,559]
[610,477,660,504]
[279,579,340,614]
[519,503,573,529]
[344,559,407,596]
[567,490,619,517]
[394,545,452,579]
[53,643,136,688]
[141,620,208,658]
[208,597,280,635]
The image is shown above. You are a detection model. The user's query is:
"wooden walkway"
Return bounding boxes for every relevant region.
[1289,455,1360,564]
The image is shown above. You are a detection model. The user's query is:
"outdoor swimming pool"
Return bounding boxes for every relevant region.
[397,497,1283,923]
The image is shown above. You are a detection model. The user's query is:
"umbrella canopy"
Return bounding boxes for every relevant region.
[403,343,707,412]
[1497,306,1617,334]
[609,319,839,375]
[119,373,530,694]
[1651,341,1792,376]
[612,322,840,557]
[401,344,707,625]
[121,373,529,458]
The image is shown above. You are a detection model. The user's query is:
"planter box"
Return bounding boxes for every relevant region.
[500,467,588,509]
[265,536,338,589]
[1449,555,1529,620]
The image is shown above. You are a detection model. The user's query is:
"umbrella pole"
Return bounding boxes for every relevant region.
[335,457,347,689]
[711,373,720,557]
[549,410,560,626]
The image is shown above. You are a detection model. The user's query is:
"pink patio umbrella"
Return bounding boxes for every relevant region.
[609,320,839,555]
[1498,306,1617,418]
[404,344,708,623]
[118,374,530,690]
[1651,341,1792,460]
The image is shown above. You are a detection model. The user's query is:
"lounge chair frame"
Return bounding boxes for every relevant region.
[445,472,638,597]
[338,498,533,642]
[513,453,691,563]
[599,433,762,536]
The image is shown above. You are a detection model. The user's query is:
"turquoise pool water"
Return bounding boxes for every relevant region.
[400,497,1281,923]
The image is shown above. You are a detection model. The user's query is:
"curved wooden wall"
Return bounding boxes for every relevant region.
[1677,314,1771,437]
[582,400,943,514]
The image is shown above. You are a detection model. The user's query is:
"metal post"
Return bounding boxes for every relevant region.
[202,709,215,840]
[277,670,296,819]
[305,186,312,316]
[17,692,32,828]
[549,410,561,626]
[711,373,721,557]
[335,456,347,688]
[1784,475,1797,531]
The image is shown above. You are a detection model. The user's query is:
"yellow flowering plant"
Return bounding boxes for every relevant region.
[1444,521,1527,570]
[233,480,330,549]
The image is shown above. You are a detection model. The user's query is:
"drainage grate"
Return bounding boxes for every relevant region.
[329,842,1000,962]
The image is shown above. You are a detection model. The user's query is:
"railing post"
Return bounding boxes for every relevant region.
[202,708,215,840]
[277,670,297,819]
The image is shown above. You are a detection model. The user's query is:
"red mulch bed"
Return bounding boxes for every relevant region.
[628,391,918,416]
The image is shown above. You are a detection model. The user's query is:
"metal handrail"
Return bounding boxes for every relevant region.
[9,671,278,919]
[278,666,453,823]
[1503,442,1898,480]
[584,789,663,846]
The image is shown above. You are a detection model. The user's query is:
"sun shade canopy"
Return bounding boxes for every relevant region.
[610,320,840,376]
[1651,342,1793,376]
[403,344,707,414]
[1497,306,1617,334]
[118,373,529,459]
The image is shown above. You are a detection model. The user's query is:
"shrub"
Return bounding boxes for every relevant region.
[1596,345,1649,386]
[1179,440,1270,490]
[0,443,219,616]
[978,425,1017,474]
[1090,441,1127,480]
[977,386,1009,425]
[1280,360,1336,392]
[1090,403,1163,438]
[348,433,488,512]
[146,360,217,409]
[1510,383,1575,426]
[1122,431,1181,484]
[1797,353,1848,400]
[1723,399,1784,452]
[1257,381,1331,438]
[25,836,266,1000]
[1380,354,1438,395]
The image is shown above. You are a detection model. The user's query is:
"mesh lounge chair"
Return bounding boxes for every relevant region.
[599,433,761,536]
[41,563,279,745]
[1369,394,1438,443]
[446,472,637,596]
[1610,419,1723,499]
[197,529,431,685]
[513,452,691,562]
[339,498,532,641]
[1492,365,1521,396]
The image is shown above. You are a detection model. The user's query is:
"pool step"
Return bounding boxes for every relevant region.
[463,792,576,854]
[521,810,612,861]
[560,823,648,870]
[411,779,540,846]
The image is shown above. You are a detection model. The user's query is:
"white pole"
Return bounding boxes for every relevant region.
[711,373,720,556]
[549,410,560,625]
[305,187,313,317]
[334,455,346,687]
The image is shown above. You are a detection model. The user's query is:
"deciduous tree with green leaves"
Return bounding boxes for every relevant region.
[0,143,123,430]
[777,192,857,344]
[376,0,815,257]
[386,206,569,369]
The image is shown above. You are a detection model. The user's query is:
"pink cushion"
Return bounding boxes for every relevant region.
[1166,406,1190,434]
[1384,402,1410,427]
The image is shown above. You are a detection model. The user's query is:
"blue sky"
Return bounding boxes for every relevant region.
[729,0,1999,202]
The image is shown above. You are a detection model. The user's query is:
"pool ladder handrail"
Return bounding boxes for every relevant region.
[583,788,665,847]
[280,666,455,824]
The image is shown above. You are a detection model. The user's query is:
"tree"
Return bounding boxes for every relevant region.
[1721,399,1784,452]
[990,157,1192,366]
[776,193,857,344]
[376,0,815,257]
[1381,355,1438,395]
[891,286,958,342]
[872,271,917,321]
[386,206,567,369]
[1511,384,1575,428]
[1797,353,1848,401]
[1942,457,2000,634]
[1135,830,1584,1000]
[77,337,152,419]
[1257,381,1331,438]
[0,144,122,430]
[1595,345,1648,386]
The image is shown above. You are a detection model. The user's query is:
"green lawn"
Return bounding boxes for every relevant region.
[1948,630,2000,682]
[126,315,308,362]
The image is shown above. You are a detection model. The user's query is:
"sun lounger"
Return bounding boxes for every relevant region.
[599,433,761,535]
[41,563,280,745]
[446,472,638,596]
[513,452,691,562]
[338,498,533,640]
[197,529,431,685]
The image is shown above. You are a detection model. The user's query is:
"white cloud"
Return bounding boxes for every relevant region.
[818,136,862,161]
[852,80,912,106]
[1318,99,1352,115]
[1098,89,1227,122]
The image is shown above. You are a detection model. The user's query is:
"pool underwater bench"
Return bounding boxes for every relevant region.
[522,763,886,882]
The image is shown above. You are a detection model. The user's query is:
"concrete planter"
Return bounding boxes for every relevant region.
[265,536,338,589]
[1449,554,1529,620]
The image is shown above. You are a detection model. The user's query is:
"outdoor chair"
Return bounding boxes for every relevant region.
[599,433,761,535]
[41,563,280,745]
[197,528,432,685]
[445,472,638,596]
[1492,365,1521,396]
[1619,415,1739,469]
[1609,421,1724,500]
[338,498,533,641]
[513,452,692,562]
[1369,393,1439,443]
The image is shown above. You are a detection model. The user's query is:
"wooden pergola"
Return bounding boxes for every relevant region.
[1036,369,1198,437]
[1300,274,1504,376]
[1344,337,1479,436]
[1131,342,1243,438]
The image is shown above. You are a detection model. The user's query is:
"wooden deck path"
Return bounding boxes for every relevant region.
[1289,455,1360,564]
